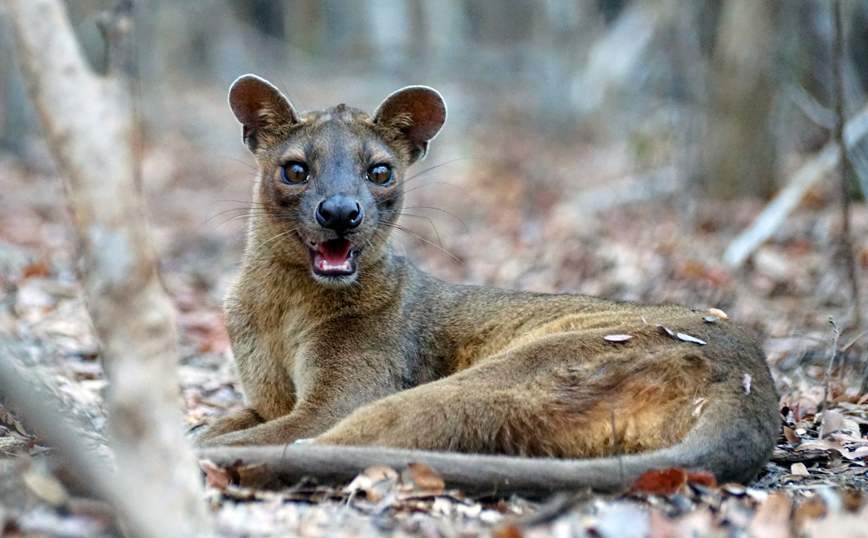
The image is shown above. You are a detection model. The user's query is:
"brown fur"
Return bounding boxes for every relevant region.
[197,75,780,486]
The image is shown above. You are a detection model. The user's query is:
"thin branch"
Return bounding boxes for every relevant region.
[724,104,868,268]
[823,317,840,411]
[832,0,862,328]
[786,84,836,129]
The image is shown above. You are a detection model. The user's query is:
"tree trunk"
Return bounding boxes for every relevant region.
[701,0,778,199]
[3,0,207,536]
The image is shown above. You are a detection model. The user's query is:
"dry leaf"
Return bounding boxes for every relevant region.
[791,462,809,476]
[796,439,843,452]
[819,409,844,438]
[494,525,523,538]
[686,471,717,488]
[367,465,398,482]
[184,319,231,354]
[657,325,675,337]
[708,308,729,320]
[677,333,707,345]
[199,459,231,490]
[844,446,868,460]
[841,417,861,434]
[344,465,399,502]
[0,404,30,437]
[631,467,686,495]
[629,467,716,495]
[604,334,632,342]
[797,439,868,461]
[22,467,69,506]
[345,465,396,486]
[783,426,800,444]
[830,432,868,445]
[404,462,445,493]
[725,483,746,495]
[791,403,802,423]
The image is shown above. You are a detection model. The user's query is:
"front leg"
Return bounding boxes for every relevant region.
[199,353,404,447]
[197,400,335,447]
[194,407,264,446]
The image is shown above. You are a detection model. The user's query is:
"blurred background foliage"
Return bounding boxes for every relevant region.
[2,0,868,267]
[0,0,868,202]
[2,0,868,202]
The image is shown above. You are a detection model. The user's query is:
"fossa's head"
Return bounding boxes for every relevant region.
[228,75,446,286]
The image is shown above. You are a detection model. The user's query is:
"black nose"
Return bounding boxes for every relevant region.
[315,195,363,233]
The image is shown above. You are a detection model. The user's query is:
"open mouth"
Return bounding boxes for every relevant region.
[304,237,361,278]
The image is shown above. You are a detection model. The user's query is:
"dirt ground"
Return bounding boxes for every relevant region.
[1,83,868,536]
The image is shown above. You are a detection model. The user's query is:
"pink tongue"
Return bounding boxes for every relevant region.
[315,239,353,273]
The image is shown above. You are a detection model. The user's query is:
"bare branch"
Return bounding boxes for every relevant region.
[832,0,862,327]
[724,105,868,268]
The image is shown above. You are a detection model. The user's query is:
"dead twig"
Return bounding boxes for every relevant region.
[823,317,841,412]
[785,84,836,130]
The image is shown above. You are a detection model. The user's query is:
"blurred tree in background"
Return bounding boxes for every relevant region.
[699,0,778,199]
[1,0,867,202]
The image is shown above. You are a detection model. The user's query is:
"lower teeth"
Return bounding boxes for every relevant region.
[318,260,351,272]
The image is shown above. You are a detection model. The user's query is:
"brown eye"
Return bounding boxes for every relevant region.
[367,164,392,185]
[281,161,309,184]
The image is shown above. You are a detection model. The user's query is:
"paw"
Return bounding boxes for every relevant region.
[196,422,305,447]
[195,430,257,448]
[193,407,265,447]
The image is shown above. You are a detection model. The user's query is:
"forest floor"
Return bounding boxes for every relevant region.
[1,104,868,537]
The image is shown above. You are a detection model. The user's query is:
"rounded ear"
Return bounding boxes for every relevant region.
[371,86,446,161]
[228,75,298,149]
